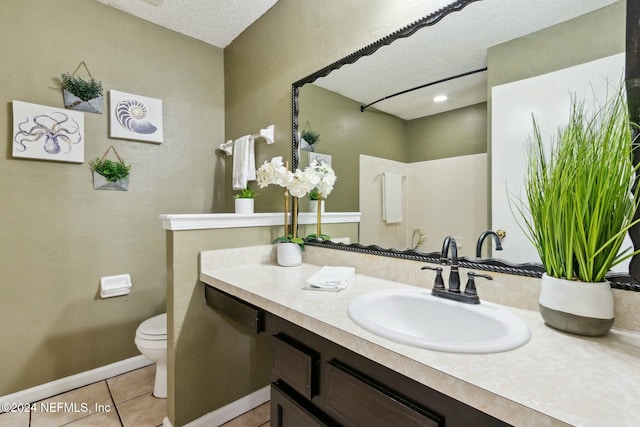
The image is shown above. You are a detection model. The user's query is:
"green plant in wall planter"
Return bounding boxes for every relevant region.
[300,128,320,152]
[513,85,640,336]
[90,146,131,191]
[60,62,104,114]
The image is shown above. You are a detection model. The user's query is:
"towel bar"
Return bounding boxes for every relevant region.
[219,124,275,155]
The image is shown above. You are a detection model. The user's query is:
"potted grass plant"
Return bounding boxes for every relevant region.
[513,86,640,336]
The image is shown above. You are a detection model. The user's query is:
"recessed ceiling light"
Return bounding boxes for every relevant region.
[433,95,448,103]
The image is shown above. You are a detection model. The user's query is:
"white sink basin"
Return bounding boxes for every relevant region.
[348,288,531,354]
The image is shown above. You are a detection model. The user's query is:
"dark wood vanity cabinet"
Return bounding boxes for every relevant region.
[204,284,264,332]
[204,285,511,427]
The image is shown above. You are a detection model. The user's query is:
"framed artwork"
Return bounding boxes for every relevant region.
[308,152,332,167]
[109,90,163,143]
[12,100,84,163]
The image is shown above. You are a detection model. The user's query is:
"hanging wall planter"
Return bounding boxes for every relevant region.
[300,122,320,152]
[90,146,131,191]
[61,62,104,114]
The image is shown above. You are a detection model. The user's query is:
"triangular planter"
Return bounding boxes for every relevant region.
[93,171,129,191]
[63,89,103,114]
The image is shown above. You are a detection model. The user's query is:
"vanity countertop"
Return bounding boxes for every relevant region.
[200,257,640,427]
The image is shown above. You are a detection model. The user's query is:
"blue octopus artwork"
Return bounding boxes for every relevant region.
[14,112,82,154]
[12,101,84,162]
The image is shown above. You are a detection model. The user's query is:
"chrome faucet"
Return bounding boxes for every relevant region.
[475,230,503,258]
[420,235,493,304]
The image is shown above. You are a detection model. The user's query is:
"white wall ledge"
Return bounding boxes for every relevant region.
[159,212,361,231]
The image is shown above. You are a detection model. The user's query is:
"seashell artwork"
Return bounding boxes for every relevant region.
[109,90,163,143]
[115,98,157,134]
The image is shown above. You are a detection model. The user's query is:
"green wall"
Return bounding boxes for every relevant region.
[297,85,486,211]
[486,1,625,223]
[224,0,444,213]
[298,84,408,212]
[487,1,625,88]
[407,103,487,161]
[0,0,224,395]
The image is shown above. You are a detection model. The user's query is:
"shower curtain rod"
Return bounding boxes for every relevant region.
[360,67,488,112]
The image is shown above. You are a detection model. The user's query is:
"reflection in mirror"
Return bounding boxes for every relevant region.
[298,83,487,255]
[293,0,640,289]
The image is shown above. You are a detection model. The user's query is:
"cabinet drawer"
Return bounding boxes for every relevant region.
[271,383,330,427]
[204,285,264,332]
[272,334,320,399]
[327,361,443,427]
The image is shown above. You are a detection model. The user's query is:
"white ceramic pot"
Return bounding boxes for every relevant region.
[309,199,325,213]
[234,198,254,214]
[538,273,614,336]
[276,242,302,267]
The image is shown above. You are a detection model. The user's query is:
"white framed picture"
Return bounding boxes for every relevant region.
[12,100,84,163]
[308,152,332,166]
[109,90,163,143]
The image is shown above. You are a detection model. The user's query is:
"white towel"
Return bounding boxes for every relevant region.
[304,266,355,291]
[382,172,403,223]
[232,135,256,190]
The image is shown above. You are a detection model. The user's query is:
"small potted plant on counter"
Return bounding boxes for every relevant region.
[233,187,256,214]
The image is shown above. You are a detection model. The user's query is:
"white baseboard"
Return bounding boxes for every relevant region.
[0,355,153,410]
[177,385,270,427]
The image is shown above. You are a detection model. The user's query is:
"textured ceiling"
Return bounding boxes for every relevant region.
[313,0,620,120]
[95,0,620,120]
[94,0,279,48]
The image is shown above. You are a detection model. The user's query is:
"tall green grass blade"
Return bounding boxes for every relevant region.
[511,83,640,282]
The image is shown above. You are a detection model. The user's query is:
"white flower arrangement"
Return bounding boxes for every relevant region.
[304,159,336,198]
[256,156,338,245]
[256,156,293,189]
[256,157,337,200]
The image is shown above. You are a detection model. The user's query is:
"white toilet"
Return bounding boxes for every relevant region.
[135,313,167,398]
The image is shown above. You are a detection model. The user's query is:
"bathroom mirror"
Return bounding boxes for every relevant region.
[292,0,640,291]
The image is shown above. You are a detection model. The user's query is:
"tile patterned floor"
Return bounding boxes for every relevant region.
[219,402,269,427]
[0,366,269,427]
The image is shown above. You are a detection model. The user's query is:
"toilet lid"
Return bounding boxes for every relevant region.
[137,313,167,338]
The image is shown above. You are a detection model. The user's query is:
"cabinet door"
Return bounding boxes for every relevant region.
[271,383,331,427]
[327,361,443,427]
[272,334,320,399]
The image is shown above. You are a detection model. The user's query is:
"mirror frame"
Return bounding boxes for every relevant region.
[291,0,640,292]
